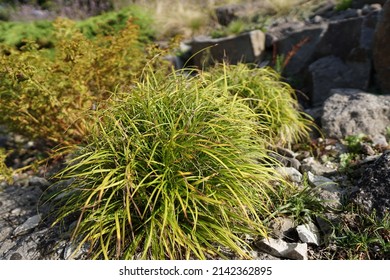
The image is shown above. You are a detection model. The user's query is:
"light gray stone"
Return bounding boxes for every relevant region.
[371,134,388,147]
[13,214,41,236]
[300,157,337,176]
[256,237,307,260]
[307,171,338,190]
[276,167,302,183]
[269,217,295,240]
[28,176,50,188]
[64,242,90,260]
[307,171,342,209]
[0,227,12,243]
[321,89,390,139]
[296,222,321,246]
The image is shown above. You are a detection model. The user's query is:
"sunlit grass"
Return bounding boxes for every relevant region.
[207,63,312,145]
[50,64,311,259]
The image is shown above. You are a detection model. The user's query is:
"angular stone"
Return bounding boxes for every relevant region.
[13,214,41,236]
[371,134,388,147]
[272,24,328,76]
[314,17,363,59]
[321,89,390,139]
[307,171,342,209]
[373,0,390,93]
[28,176,50,189]
[276,167,302,183]
[296,222,321,246]
[269,217,295,240]
[256,237,307,260]
[64,242,90,260]
[307,171,338,191]
[300,157,337,176]
[188,30,265,68]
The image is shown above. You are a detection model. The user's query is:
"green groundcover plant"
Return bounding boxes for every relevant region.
[0,5,154,48]
[51,64,311,260]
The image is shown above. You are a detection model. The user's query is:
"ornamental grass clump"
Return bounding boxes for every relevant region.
[52,65,305,260]
[207,64,312,145]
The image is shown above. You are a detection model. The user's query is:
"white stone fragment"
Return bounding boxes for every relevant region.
[276,167,302,183]
[256,237,307,260]
[296,222,321,246]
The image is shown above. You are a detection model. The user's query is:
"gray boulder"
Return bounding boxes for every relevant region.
[188,30,265,68]
[306,9,380,106]
[373,0,390,93]
[321,89,390,139]
[308,55,371,106]
[270,24,328,76]
[314,17,364,59]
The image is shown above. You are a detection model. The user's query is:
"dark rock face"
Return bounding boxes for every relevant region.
[352,0,387,9]
[313,17,364,59]
[373,0,390,93]
[309,55,371,106]
[272,24,328,76]
[188,30,265,67]
[351,151,390,218]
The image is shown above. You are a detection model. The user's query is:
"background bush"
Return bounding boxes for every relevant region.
[0,17,153,146]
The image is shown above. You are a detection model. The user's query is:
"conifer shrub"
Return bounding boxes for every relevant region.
[51,65,311,260]
[0,18,153,146]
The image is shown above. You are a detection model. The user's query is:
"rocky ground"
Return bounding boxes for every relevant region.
[1,0,390,260]
[0,125,389,260]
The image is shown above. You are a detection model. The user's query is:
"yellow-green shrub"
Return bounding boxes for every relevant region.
[0,18,152,146]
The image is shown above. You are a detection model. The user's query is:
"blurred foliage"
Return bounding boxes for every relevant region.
[0,20,54,49]
[0,18,160,146]
[0,148,13,183]
[0,5,154,49]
